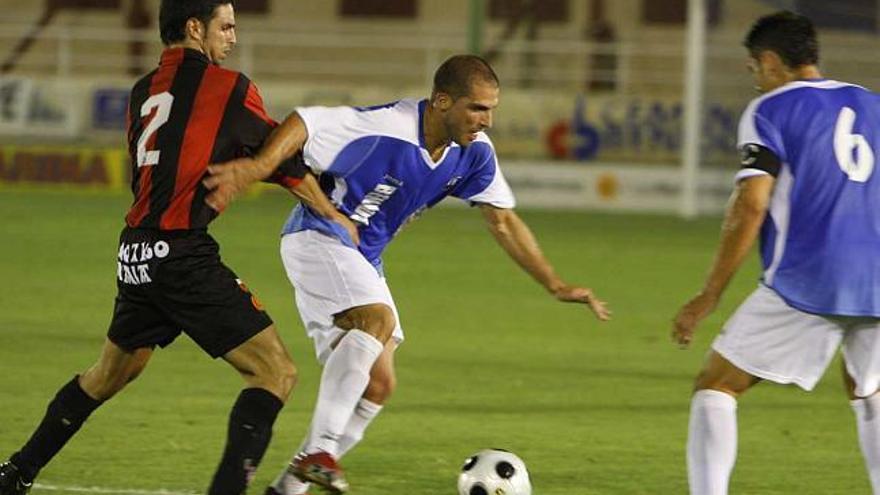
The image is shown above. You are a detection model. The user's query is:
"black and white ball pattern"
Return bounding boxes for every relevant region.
[458,449,531,495]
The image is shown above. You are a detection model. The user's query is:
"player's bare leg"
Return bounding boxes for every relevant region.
[206,324,296,495]
[223,324,298,401]
[688,351,760,495]
[286,303,394,494]
[843,359,880,494]
[270,340,397,495]
[1,340,152,492]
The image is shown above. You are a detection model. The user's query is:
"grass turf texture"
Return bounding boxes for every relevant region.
[0,189,869,494]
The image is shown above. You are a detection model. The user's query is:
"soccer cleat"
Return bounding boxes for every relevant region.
[0,462,32,495]
[288,452,348,494]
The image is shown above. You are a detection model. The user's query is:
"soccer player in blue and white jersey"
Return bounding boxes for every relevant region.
[205,54,611,494]
[672,12,880,495]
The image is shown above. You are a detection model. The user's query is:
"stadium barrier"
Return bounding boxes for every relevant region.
[1,75,744,166]
[0,143,733,214]
[1,76,738,214]
[0,145,127,191]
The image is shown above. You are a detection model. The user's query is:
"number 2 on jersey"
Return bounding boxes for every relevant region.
[136,92,174,167]
[834,106,874,182]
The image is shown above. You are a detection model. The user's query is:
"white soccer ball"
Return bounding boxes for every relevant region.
[457,449,532,495]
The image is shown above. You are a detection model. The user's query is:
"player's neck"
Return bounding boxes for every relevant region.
[168,39,207,56]
[422,105,451,160]
[793,65,822,81]
[786,65,822,84]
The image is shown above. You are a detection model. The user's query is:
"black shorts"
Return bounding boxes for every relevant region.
[107,227,273,358]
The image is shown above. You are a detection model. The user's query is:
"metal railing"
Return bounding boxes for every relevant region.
[2,23,880,96]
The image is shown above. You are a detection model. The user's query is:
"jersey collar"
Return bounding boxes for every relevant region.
[159,47,210,67]
[417,99,427,148]
[416,98,455,169]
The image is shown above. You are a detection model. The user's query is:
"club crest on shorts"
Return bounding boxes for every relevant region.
[236,278,265,311]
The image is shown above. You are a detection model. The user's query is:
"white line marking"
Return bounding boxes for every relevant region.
[33,483,199,495]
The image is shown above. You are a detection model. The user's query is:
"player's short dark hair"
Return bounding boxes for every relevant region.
[159,0,233,45]
[744,11,819,68]
[432,55,499,100]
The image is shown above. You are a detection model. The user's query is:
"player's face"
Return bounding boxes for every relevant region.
[444,80,499,147]
[200,4,237,64]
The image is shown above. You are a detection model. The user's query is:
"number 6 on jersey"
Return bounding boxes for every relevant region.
[834,106,874,182]
[136,91,174,168]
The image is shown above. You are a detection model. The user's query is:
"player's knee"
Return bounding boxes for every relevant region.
[335,303,397,344]
[370,306,396,343]
[693,370,750,397]
[263,353,298,398]
[125,361,148,384]
[81,366,128,400]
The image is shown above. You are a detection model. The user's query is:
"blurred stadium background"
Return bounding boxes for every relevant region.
[4,0,880,214]
[2,1,880,494]
[6,0,880,216]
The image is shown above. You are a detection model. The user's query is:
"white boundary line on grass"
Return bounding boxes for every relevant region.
[34,483,198,495]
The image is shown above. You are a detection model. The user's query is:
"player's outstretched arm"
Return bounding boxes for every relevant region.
[672,174,774,348]
[478,204,611,321]
[204,112,309,211]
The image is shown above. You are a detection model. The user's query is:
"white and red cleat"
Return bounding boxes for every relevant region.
[288,452,348,494]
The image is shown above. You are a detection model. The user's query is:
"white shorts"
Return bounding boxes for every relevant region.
[280,230,404,364]
[713,284,880,396]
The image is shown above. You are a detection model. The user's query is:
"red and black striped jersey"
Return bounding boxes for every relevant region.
[124,47,305,230]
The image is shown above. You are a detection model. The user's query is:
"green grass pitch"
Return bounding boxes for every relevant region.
[0,189,870,494]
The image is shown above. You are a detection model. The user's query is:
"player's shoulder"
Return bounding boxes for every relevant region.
[130,70,156,95]
[468,132,498,163]
[302,98,421,145]
[206,64,248,89]
[748,79,869,115]
[353,98,421,138]
[473,132,496,148]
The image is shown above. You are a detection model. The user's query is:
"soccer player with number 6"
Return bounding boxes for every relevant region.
[0,1,354,494]
[672,11,880,495]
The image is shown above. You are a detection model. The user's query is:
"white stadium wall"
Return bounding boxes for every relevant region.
[0,75,736,214]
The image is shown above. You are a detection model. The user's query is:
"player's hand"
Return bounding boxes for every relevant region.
[553,285,611,321]
[203,158,260,212]
[672,291,720,348]
[333,212,361,246]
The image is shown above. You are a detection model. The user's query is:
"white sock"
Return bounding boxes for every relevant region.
[271,399,384,495]
[688,389,738,495]
[337,398,383,457]
[852,394,880,493]
[306,329,384,456]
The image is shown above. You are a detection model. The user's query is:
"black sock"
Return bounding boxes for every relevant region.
[207,388,284,495]
[10,376,103,482]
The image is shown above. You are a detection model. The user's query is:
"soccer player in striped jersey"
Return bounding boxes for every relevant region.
[0,2,353,494]
[204,54,611,494]
[672,11,880,495]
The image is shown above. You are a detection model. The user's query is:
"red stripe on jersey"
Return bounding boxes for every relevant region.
[152,47,184,94]
[159,66,238,230]
[244,81,276,126]
[126,48,183,227]
[125,166,154,226]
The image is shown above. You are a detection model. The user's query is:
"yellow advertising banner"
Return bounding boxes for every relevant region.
[0,146,128,190]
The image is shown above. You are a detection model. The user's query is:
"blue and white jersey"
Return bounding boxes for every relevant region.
[737,79,880,316]
[281,98,515,268]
